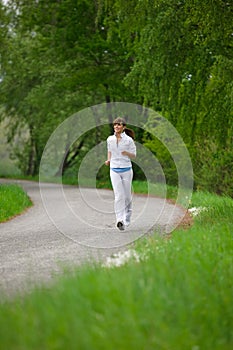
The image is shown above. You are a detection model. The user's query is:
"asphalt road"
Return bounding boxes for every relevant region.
[0,179,186,298]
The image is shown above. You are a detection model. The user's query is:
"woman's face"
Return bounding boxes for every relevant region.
[113,122,125,133]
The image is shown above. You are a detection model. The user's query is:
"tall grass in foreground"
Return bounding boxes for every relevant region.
[0,184,32,222]
[0,191,232,349]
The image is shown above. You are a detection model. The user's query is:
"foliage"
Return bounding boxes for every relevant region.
[0,0,134,175]
[0,190,232,349]
[0,183,32,222]
[193,139,233,196]
[98,0,233,195]
[0,0,233,195]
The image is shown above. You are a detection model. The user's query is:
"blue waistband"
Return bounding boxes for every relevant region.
[111,167,131,173]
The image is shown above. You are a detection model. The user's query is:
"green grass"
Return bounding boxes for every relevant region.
[1,174,178,200]
[62,177,178,200]
[0,184,32,222]
[0,188,232,349]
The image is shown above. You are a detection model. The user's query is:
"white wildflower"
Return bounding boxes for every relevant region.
[103,249,140,268]
[188,207,207,216]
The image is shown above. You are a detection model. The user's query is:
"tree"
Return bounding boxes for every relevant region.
[0,0,135,175]
[98,0,233,195]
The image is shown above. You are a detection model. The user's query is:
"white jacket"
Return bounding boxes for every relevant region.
[107,132,136,168]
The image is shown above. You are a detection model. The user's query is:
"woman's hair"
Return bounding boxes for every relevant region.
[113,117,126,125]
[113,117,135,140]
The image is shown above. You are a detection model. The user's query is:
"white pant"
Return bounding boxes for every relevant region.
[110,169,133,224]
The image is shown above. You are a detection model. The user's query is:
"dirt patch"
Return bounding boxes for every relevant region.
[178,209,193,230]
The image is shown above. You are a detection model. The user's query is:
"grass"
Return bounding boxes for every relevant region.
[63,177,178,200]
[0,183,32,222]
[0,174,178,200]
[0,183,232,349]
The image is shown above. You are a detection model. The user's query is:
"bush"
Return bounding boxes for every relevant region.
[193,139,233,197]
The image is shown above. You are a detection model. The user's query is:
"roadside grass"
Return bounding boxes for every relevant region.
[0,174,178,200]
[0,188,232,349]
[64,177,177,199]
[0,184,32,222]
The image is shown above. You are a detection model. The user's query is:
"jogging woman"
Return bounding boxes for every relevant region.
[105,117,136,230]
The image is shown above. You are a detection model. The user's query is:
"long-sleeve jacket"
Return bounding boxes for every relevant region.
[107,132,136,168]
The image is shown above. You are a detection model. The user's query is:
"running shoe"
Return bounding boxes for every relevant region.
[117,221,125,231]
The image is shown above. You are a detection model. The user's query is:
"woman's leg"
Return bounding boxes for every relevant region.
[110,170,125,223]
[121,169,133,225]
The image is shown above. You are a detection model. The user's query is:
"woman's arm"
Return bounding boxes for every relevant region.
[105,151,111,166]
[121,150,136,159]
[122,138,136,159]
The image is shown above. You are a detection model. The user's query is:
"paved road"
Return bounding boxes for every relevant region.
[0,179,185,298]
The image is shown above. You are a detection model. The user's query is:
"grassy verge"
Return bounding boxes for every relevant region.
[0,174,178,200]
[62,177,178,201]
[0,184,32,222]
[0,189,232,349]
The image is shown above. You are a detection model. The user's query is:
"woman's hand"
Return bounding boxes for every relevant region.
[105,160,110,166]
[121,151,128,156]
[121,151,136,159]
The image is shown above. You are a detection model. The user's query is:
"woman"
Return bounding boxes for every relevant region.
[105,117,136,230]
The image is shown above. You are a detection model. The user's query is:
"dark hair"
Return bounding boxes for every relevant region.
[113,117,135,140]
[124,128,135,140]
[113,117,126,125]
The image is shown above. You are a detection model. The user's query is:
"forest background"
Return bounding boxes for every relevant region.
[0,0,232,196]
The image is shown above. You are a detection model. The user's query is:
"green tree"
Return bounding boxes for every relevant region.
[0,0,134,175]
[98,0,233,195]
